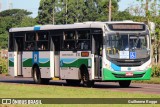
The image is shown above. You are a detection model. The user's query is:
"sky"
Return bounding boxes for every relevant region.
[0,0,139,18]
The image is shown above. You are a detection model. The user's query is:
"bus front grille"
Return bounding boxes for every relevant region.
[114,60,142,67]
[112,73,145,78]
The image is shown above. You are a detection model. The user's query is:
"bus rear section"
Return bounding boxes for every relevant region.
[8,31,52,84]
[8,23,104,87]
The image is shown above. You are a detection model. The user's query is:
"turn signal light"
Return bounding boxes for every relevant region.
[81,52,89,57]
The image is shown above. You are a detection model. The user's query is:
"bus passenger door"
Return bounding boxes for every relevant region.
[51,36,60,77]
[14,37,24,76]
[92,34,102,79]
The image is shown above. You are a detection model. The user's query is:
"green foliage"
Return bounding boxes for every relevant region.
[151,65,160,77]
[0,33,8,49]
[37,0,120,24]
[113,10,133,21]
[0,9,37,49]
[19,17,37,27]
[0,58,8,73]
[0,9,32,17]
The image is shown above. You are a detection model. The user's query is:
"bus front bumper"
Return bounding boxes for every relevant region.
[102,68,151,81]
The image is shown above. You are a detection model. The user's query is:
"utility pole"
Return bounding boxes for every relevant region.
[108,0,111,21]
[65,0,68,24]
[76,0,79,22]
[145,0,149,25]
[153,0,157,16]
[52,1,55,25]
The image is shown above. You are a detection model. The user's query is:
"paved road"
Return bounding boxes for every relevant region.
[0,74,160,95]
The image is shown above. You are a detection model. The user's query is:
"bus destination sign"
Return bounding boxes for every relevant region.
[108,24,145,31]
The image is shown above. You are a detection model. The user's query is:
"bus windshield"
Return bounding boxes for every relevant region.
[105,33,150,59]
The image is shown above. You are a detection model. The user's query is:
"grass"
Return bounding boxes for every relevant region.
[132,77,160,84]
[0,83,160,107]
[0,83,160,98]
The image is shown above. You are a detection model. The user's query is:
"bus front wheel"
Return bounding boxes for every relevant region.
[119,80,131,88]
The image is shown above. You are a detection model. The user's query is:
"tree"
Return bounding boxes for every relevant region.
[0,9,36,49]
[37,0,120,24]
[113,10,133,21]
[0,9,32,17]
[19,17,37,27]
[131,0,160,63]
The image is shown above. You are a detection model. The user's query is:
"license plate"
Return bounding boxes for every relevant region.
[125,72,133,76]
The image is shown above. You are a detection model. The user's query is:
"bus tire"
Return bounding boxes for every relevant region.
[66,80,81,86]
[33,67,41,84]
[33,66,49,84]
[119,80,131,88]
[80,66,94,87]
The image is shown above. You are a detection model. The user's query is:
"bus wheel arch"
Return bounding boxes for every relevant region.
[80,64,94,87]
[32,64,49,84]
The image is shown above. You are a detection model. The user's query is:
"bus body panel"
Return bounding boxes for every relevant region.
[50,51,55,78]
[38,51,51,78]
[60,51,92,80]
[22,52,32,77]
[14,51,18,76]
[8,52,14,77]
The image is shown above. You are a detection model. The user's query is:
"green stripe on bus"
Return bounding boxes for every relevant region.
[9,60,14,67]
[77,58,90,67]
[39,61,50,67]
[23,59,32,67]
[61,58,91,68]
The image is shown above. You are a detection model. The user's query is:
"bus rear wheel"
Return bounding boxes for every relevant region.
[81,67,94,87]
[33,67,49,84]
[119,80,131,88]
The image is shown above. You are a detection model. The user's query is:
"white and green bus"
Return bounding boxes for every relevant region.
[8,21,151,87]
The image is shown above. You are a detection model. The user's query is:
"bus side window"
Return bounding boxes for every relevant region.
[63,31,76,50]
[25,42,34,50]
[37,41,48,50]
[36,32,49,51]
[25,32,36,51]
[77,30,90,50]
[9,33,14,51]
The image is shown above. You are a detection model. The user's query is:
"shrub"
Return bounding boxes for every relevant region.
[0,58,8,73]
[151,65,160,77]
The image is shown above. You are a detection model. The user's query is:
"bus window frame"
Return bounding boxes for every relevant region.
[62,30,76,51]
[24,31,50,51]
[24,31,36,51]
[62,29,92,51]
[76,29,91,51]
[9,33,14,52]
[13,32,25,52]
[35,31,50,51]
[50,30,63,51]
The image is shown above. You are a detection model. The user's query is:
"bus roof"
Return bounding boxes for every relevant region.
[9,22,105,33]
[103,21,145,24]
